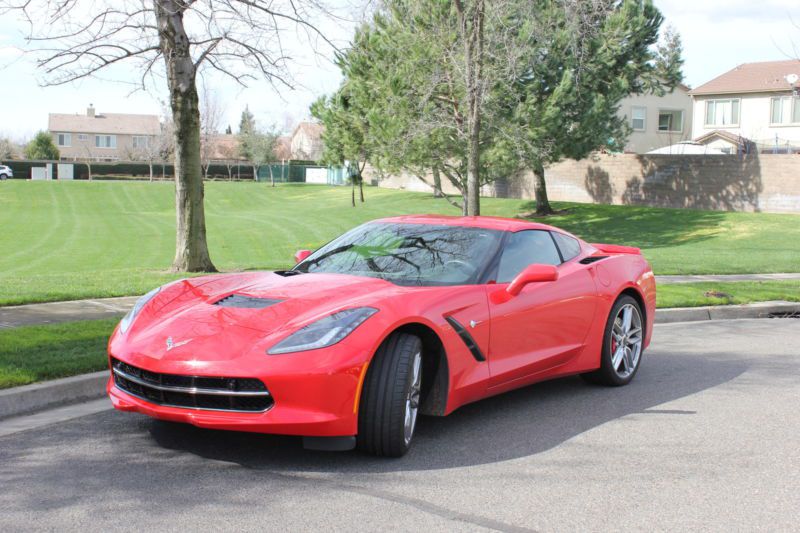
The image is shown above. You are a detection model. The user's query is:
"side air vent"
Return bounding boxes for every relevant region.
[214,294,282,309]
[444,316,486,362]
[579,256,609,265]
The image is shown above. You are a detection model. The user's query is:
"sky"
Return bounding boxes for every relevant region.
[0,0,799,141]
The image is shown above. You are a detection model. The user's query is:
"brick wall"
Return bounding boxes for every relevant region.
[375,154,800,214]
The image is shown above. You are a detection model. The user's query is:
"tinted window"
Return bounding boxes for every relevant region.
[496,230,561,282]
[552,232,582,261]
[294,223,503,286]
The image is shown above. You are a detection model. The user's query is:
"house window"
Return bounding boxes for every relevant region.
[658,110,684,132]
[77,134,88,141]
[95,135,117,149]
[631,107,646,131]
[770,96,800,125]
[704,99,740,127]
[56,133,71,147]
[132,136,148,149]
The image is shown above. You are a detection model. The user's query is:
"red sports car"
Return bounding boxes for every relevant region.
[107,215,655,456]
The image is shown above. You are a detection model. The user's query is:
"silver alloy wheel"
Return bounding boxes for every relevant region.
[403,351,422,446]
[610,303,643,379]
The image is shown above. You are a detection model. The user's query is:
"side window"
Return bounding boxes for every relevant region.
[496,230,561,283]
[551,232,582,261]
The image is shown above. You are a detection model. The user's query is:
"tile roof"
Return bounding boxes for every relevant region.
[690,60,800,96]
[48,112,161,135]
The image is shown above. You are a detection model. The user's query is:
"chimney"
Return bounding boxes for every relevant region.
[87,104,95,118]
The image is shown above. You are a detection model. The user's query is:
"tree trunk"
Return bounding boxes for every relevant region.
[533,161,553,215]
[465,121,480,216]
[456,0,484,216]
[351,179,356,207]
[432,166,443,198]
[149,162,154,182]
[86,161,92,181]
[269,165,275,187]
[156,0,216,272]
[358,176,364,203]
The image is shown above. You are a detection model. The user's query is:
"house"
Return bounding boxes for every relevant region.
[48,105,161,161]
[618,84,693,153]
[689,60,800,153]
[289,122,324,161]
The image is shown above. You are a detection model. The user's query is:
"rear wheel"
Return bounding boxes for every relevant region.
[582,295,644,386]
[357,332,423,457]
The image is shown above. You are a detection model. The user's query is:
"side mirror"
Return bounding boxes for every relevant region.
[294,249,312,264]
[506,264,558,296]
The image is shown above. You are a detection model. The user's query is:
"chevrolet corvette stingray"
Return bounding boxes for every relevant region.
[107,215,655,456]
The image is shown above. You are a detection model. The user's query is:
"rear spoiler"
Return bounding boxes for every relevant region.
[590,243,641,255]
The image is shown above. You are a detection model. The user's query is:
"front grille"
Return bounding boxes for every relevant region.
[111,358,273,412]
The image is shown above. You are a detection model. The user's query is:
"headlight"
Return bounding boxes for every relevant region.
[268,307,378,355]
[119,286,161,334]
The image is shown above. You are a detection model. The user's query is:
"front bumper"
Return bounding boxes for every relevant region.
[107,351,368,437]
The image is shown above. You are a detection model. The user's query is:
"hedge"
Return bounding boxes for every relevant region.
[1,160,257,180]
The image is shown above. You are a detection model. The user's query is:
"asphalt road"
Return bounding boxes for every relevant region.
[1,318,798,532]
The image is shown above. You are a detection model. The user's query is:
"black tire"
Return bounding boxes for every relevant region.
[357,332,423,457]
[0,174,7,180]
[581,295,644,386]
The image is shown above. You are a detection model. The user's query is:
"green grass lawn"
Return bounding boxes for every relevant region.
[656,281,800,308]
[0,319,116,389]
[1,180,798,305]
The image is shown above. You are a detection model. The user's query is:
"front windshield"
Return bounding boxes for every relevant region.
[293,222,504,286]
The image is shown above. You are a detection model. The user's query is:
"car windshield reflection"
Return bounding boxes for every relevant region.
[293,223,503,286]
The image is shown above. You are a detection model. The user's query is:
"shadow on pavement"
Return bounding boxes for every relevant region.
[0,347,750,522]
[145,349,747,472]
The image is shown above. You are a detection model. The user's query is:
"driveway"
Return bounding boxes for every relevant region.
[1,318,798,531]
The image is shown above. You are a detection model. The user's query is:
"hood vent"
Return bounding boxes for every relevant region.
[213,294,282,309]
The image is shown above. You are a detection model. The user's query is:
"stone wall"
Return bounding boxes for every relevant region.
[374,154,800,214]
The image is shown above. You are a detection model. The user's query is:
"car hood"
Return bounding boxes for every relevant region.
[118,271,411,362]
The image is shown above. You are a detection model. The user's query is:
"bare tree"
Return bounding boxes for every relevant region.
[0,137,17,160]
[218,141,240,181]
[200,85,223,180]
[4,0,335,271]
[157,112,175,180]
[126,134,164,181]
[81,143,94,180]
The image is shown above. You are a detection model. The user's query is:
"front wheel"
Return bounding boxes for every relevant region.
[357,332,423,457]
[582,295,644,386]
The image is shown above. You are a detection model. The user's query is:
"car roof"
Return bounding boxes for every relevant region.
[375,214,562,233]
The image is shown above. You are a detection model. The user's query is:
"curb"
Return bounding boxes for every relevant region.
[1,301,798,421]
[654,300,800,324]
[0,371,108,421]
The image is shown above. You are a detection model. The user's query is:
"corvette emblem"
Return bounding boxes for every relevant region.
[166,337,191,351]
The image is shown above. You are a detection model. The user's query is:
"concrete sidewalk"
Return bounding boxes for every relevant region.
[0,296,138,329]
[657,273,800,284]
[1,273,799,329]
